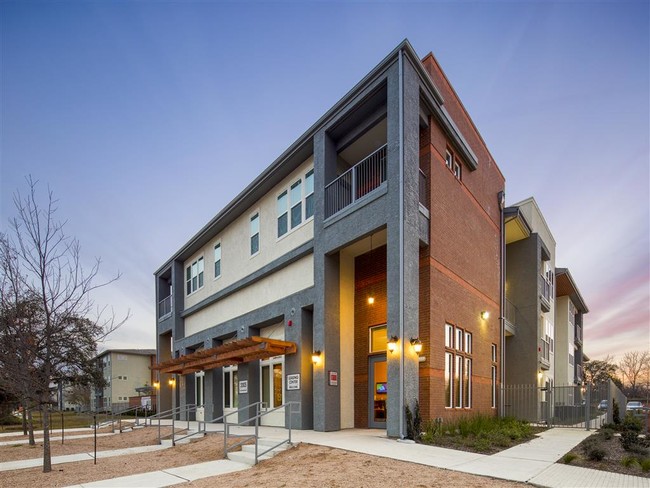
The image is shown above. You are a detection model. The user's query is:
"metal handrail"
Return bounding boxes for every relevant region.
[151,403,198,445]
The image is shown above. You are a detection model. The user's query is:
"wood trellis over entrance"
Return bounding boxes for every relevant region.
[151,336,297,375]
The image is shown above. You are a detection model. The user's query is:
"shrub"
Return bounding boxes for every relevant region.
[561,453,578,464]
[621,456,640,468]
[640,458,650,472]
[599,428,614,440]
[622,413,642,432]
[587,446,606,461]
[613,399,621,425]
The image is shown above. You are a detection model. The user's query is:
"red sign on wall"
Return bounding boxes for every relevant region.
[328,370,338,386]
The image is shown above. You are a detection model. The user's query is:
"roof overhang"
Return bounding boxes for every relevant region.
[151,336,297,375]
[504,206,532,244]
[555,267,589,313]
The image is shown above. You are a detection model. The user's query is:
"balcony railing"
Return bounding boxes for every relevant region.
[419,169,429,210]
[325,144,387,219]
[540,338,550,369]
[539,275,551,311]
[575,364,584,383]
[158,295,172,319]
[575,324,583,345]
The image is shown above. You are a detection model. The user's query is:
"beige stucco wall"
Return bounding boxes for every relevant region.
[184,157,314,310]
[184,254,314,337]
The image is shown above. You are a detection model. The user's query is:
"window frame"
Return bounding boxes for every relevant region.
[275,168,315,241]
[185,256,204,296]
[213,242,222,279]
[277,190,289,238]
[250,212,260,257]
[445,324,473,409]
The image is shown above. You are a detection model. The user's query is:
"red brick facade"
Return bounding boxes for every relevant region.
[418,54,505,422]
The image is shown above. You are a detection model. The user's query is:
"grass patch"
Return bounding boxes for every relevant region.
[419,414,540,454]
[561,452,578,464]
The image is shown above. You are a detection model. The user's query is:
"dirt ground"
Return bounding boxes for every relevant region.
[1,428,526,488]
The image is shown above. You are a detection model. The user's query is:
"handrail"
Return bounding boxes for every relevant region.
[151,403,198,445]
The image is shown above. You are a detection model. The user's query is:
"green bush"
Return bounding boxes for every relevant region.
[587,445,606,461]
[621,456,640,468]
[613,399,621,425]
[622,413,642,432]
[599,428,614,440]
[561,453,578,464]
[640,458,650,472]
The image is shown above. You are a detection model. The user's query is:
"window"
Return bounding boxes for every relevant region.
[445,150,453,169]
[250,213,260,255]
[491,343,498,408]
[453,161,462,180]
[290,180,302,229]
[214,243,221,278]
[305,170,314,219]
[277,191,288,238]
[445,325,472,409]
[369,325,387,353]
[186,257,204,295]
[276,169,314,238]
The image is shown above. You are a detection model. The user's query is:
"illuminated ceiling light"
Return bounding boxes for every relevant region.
[367,296,375,305]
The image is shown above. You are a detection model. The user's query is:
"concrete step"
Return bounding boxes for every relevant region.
[226,450,272,466]
[241,441,290,455]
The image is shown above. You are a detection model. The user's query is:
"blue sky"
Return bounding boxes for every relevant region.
[1,1,648,362]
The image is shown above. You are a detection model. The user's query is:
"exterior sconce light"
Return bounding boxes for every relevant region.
[480,311,490,320]
[410,338,423,355]
[537,371,543,382]
[387,336,399,353]
[153,381,160,390]
[168,377,176,387]
[367,296,375,305]
[312,350,321,364]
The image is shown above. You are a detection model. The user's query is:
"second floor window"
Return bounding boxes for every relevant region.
[276,169,315,239]
[250,213,260,255]
[290,180,302,229]
[186,257,204,295]
[305,170,314,219]
[214,243,221,278]
[277,191,288,238]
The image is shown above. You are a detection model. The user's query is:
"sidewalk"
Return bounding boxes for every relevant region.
[4,423,648,488]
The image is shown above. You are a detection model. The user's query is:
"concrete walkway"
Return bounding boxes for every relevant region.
[3,423,648,487]
[0,432,115,446]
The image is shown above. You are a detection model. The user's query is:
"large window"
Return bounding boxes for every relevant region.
[445,324,472,409]
[276,169,315,238]
[214,243,221,279]
[186,257,204,295]
[369,325,387,353]
[250,213,260,255]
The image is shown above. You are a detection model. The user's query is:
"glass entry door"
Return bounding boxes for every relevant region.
[260,356,284,426]
[223,366,238,419]
[195,371,205,421]
[368,354,387,429]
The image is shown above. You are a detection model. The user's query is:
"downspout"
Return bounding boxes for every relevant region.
[398,48,405,439]
[498,190,506,416]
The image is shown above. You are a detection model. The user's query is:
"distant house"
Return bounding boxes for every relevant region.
[91,349,156,412]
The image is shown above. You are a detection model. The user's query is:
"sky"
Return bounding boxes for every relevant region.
[1,1,648,362]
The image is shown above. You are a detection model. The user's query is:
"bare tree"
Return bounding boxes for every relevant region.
[618,350,650,397]
[0,177,127,472]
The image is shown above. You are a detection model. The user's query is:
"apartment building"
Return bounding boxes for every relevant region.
[91,349,156,412]
[554,268,589,387]
[153,39,505,438]
[504,198,557,392]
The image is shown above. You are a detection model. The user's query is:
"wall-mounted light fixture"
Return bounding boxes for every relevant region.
[537,371,543,381]
[410,338,423,355]
[387,336,399,353]
[168,377,176,387]
[480,311,490,320]
[153,381,160,390]
[367,296,375,305]
[311,350,321,364]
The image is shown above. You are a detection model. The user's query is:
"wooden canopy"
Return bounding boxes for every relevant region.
[151,336,296,375]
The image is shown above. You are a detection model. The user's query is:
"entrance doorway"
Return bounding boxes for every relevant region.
[368,354,387,428]
[195,371,205,421]
[260,356,284,426]
[223,366,238,419]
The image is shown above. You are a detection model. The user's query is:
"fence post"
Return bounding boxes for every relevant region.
[585,384,591,431]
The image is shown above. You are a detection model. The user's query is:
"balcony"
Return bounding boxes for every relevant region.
[575,364,584,383]
[325,144,387,219]
[540,338,550,369]
[158,295,172,319]
[575,323,583,345]
[539,275,551,312]
[504,298,517,336]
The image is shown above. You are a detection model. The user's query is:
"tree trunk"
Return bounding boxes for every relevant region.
[27,409,35,446]
[22,407,27,436]
[41,405,51,473]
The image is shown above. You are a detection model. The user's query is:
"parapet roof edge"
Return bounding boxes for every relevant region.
[509,196,557,246]
[155,39,473,275]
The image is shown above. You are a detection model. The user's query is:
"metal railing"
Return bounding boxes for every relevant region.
[575,324,583,344]
[541,338,550,365]
[158,295,172,318]
[149,403,199,446]
[324,144,387,218]
[504,299,517,328]
[419,169,429,210]
[539,275,552,306]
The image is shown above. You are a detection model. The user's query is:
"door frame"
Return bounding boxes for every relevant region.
[195,371,205,421]
[368,353,387,429]
[260,355,285,427]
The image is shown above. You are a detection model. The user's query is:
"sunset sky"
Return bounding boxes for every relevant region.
[1,1,648,362]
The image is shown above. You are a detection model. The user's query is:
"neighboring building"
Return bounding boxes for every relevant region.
[91,349,156,412]
[153,39,505,438]
[504,198,557,391]
[554,268,589,387]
